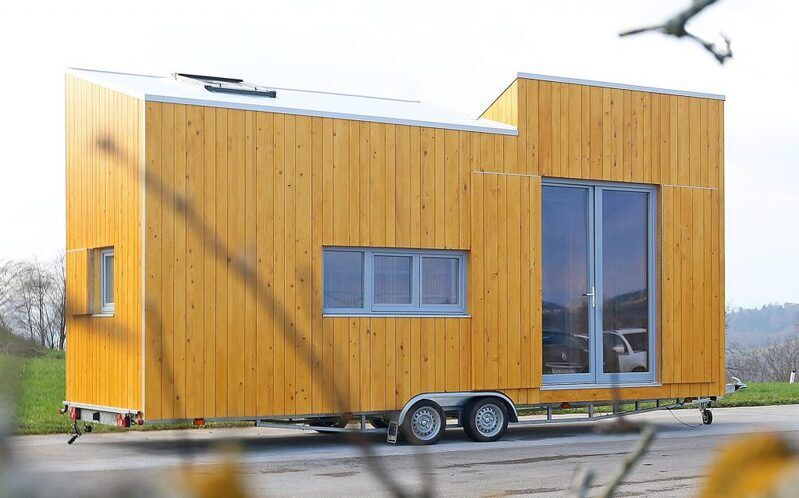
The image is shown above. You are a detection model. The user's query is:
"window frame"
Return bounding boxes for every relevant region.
[323,247,467,317]
[99,248,115,314]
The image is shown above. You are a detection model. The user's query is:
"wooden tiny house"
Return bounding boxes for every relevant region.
[64,69,725,441]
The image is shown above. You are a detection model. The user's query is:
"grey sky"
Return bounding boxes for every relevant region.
[0,0,796,308]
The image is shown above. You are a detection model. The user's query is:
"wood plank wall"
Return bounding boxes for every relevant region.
[480,80,519,127]
[65,77,143,410]
[65,73,723,418]
[142,107,514,419]
[470,172,540,392]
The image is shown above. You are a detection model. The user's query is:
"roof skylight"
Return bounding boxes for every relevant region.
[173,73,277,98]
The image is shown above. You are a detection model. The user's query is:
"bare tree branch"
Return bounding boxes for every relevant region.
[619,0,732,64]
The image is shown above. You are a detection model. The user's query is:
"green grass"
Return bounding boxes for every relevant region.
[714,382,799,408]
[6,353,72,434]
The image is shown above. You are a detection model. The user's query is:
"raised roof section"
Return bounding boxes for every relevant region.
[517,72,725,101]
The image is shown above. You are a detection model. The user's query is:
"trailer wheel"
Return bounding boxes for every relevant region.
[401,400,445,445]
[463,398,508,442]
[702,409,713,425]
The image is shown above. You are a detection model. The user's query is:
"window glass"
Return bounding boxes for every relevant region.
[374,255,412,304]
[602,190,649,373]
[323,251,364,309]
[101,250,114,312]
[542,186,591,376]
[422,257,460,305]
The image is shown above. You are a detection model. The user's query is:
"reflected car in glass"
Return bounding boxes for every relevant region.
[603,329,648,373]
[542,329,590,375]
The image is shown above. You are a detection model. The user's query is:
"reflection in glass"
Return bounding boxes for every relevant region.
[374,255,413,304]
[602,190,649,373]
[323,251,364,308]
[542,186,591,375]
[422,257,460,305]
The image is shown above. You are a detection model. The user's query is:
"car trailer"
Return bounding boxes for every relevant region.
[256,393,720,445]
[62,386,744,445]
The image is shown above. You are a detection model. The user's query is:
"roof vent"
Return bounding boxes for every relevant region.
[173,73,277,98]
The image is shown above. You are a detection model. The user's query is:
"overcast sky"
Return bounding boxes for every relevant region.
[0,0,796,308]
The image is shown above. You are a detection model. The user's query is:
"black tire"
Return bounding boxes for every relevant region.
[463,398,509,442]
[400,400,446,445]
[702,410,713,425]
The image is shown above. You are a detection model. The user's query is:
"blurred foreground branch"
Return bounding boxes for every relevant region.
[619,0,732,64]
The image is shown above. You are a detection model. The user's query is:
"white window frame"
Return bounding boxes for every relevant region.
[323,247,467,316]
[99,248,115,314]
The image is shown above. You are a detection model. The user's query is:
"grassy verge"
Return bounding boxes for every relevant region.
[0,351,247,435]
[714,382,799,408]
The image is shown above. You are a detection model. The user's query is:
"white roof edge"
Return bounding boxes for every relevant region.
[146,94,517,135]
[66,67,147,100]
[517,72,726,101]
[66,68,518,136]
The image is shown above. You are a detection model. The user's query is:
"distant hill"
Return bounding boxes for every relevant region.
[726,303,799,347]
[0,325,50,357]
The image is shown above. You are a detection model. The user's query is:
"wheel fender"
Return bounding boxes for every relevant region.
[397,391,519,426]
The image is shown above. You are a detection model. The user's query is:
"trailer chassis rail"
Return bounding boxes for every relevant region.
[512,397,714,427]
[256,414,388,434]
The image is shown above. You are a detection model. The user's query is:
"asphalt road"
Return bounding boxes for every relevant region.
[5,404,799,497]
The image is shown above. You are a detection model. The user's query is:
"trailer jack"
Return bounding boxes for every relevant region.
[67,420,82,445]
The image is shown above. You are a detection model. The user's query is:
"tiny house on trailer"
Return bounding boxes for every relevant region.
[63,68,726,444]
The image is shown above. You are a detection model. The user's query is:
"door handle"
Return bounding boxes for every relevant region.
[583,287,596,308]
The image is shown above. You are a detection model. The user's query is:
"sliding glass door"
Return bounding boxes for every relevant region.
[542,181,656,385]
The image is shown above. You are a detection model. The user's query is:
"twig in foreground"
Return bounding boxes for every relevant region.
[619,0,732,64]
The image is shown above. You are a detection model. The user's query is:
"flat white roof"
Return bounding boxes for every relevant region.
[517,72,725,101]
[67,68,518,136]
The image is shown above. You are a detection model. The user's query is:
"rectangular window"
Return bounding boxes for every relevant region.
[323,248,467,316]
[100,248,114,314]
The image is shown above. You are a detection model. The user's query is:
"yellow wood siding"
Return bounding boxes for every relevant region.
[67,73,724,420]
[480,80,519,127]
[65,77,143,410]
[470,172,540,391]
[143,108,488,419]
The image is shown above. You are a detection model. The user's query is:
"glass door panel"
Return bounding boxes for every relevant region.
[599,189,653,382]
[542,185,594,383]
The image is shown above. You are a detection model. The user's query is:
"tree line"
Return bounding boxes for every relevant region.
[0,255,66,350]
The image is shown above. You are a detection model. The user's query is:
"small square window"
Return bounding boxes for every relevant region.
[100,249,114,314]
[323,250,364,309]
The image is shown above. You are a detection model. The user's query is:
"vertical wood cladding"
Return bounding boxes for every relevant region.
[65,77,143,410]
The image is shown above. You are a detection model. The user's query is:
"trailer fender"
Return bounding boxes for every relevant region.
[397,391,519,427]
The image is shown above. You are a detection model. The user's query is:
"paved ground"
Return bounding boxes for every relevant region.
[5,404,799,497]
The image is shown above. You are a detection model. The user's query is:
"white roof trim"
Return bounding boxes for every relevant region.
[66,68,518,136]
[517,72,726,101]
[146,94,518,135]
